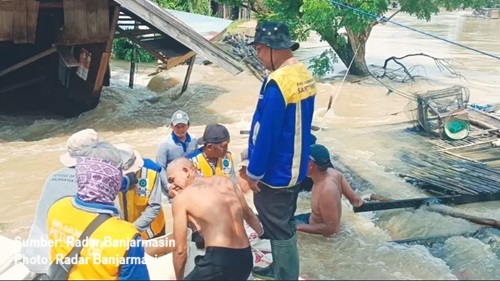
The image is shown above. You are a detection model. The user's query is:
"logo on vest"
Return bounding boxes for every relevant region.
[222,158,231,174]
[137,179,148,197]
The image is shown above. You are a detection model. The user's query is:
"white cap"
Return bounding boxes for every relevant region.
[114,143,144,174]
[60,129,100,167]
[170,110,189,126]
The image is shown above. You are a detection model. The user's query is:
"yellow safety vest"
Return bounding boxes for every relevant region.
[117,165,166,240]
[47,197,139,280]
[189,150,234,178]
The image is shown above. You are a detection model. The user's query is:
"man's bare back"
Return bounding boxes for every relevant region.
[297,168,363,237]
[167,157,263,280]
[173,175,258,249]
[309,169,344,234]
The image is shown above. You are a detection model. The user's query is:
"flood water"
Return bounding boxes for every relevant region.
[1,10,499,280]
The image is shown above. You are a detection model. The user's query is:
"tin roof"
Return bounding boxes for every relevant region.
[166,9,233,41]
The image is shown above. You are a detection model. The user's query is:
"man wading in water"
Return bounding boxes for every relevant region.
[296,144,364,236]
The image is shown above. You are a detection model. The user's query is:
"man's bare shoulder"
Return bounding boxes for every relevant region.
[321,171,342,193]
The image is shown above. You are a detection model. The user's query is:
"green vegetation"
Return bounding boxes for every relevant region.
[112,0,211,62]
[216,0,491,77]
[112,38,156,62]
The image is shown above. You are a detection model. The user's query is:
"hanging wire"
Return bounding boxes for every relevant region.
[328,0,500,60]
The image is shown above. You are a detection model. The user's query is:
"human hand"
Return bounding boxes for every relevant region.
[247,178,261,193]
[353,197,365,208]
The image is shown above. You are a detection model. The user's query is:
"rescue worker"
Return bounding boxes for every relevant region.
[115,143,166,240]
[246,21,316,280]
[185,123,237,248]
[22,129,138,279]
[156,110,198,196]
[186,123,237,184]
[46,156,149,280]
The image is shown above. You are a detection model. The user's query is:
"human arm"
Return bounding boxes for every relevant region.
[133,176,162,231]
[339,174,364,208]
[296,187,340,237]
[156,141,169,193]
[172,196,188,280]
[119,235,150,280]
[232,180,263,236]
[246,82,286,183]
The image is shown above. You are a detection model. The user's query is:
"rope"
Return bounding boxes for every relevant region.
[328,0,500,61]
[321,43,361,121]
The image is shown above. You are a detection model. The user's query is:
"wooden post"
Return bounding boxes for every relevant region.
[129,44,137,89]
[129,20,138,89]
[93,2,120,94]
[181,55,196,94]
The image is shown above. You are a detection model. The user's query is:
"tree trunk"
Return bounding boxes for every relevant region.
[324,27,372,77]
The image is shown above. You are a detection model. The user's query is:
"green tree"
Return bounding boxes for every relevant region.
[218,0,488,77]
[154,0,211,15]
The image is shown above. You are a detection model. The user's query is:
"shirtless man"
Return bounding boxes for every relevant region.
[296,144,364,237]
[167,158,264,280]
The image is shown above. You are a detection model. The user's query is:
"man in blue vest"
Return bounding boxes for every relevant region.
[246,21,317,280]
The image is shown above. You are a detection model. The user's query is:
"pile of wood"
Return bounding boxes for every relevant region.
[221,33,267,81]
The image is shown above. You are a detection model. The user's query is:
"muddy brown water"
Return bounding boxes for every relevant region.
[0,11,499,279]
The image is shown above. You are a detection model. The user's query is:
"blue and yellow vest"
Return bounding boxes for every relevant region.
[248,63,316,188]
[187,148,234,178]
[47,197,139,280]
[117,159,165,240]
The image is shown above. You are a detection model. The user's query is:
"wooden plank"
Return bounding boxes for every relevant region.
[85,0,99,42]
[0,75,47,95]
[93,3,120,94]
[85,0,109,43]
[115,26,167,61]
[63,0,87,44]
[94,0,110,42]
[39,1,63,9]
[55,45,78,67]
[0,47,57,78]
[13,0,28,44]
[114,0,243,75]
[0,0,14,41]
[25,0,39,44]
[166,31,226,70]
[353,192,500,213]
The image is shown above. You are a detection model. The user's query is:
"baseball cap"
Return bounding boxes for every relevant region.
[60,129,101,167]
[309,144,333,168]
[197,123,230,145]
[113,143,144,174]
[170,110,189,126]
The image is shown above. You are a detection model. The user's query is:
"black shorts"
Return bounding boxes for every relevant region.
[184,246,253,280]
[254,181,300,240]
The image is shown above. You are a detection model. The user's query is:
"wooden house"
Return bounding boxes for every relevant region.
[0,0,243,117]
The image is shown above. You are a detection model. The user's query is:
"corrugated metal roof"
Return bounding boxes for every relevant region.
[166,9,233,40]
[119,9,232,41]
